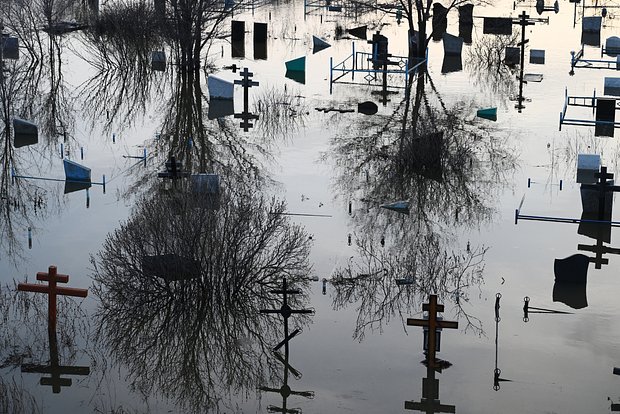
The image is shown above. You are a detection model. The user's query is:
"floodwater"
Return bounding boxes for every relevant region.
[1,0,620,412]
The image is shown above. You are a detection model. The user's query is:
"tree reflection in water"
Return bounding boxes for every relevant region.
[92,181,313,412]
[327,71,517,339]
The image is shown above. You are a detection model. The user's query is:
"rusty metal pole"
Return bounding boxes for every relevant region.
[48,266,57,333]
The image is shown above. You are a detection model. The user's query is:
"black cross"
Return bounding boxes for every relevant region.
[511,11,537,112]
[405,358,455,413]
[234,68,259,132]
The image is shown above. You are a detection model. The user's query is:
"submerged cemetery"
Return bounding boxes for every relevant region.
[2,0,620,412]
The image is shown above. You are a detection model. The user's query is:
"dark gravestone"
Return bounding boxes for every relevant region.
[483,17,513,35]
[553,254,589,309]
[408,132,443,181]
[1,36,18,60]
[505,47,520,65]
[208,99,235,119]
[581,31,600,47]
[370,32,389,69]
[578,180,613,242]
[231,21,245,58]
[459,21,473,44]
[442,55,462,73]
[13,118,38,148]
[432,3,448,41]
[142,254,201,282]
[64,181,92,194]
[595,98,615,137]
[554,254,590,284]
[254,22,268,60]
[553,282,588,309]
[459,4,474,25]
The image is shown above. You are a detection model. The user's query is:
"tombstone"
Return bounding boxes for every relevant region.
[536,0,544,14]
[458,4,474,25]
[577,154,601,184]
[530,49,545,64]
[142,254,201,282]
[409,30,419,56]
[64,181,91,194]
[432,3,448,41]
[254,22,268,60]
[13,118,38,148]
[208,99,235,119]
[553,281,588,309]
[582,31,601,47]
[554,254,590,284]
[151,51,166,71]
[347,25,367,40]
[63,159,91,182]
[477,107,497,121]
[285,70,305,84]
[1,36,18,60]
[370,32,389,69]
[208,75,234,100]
[224,0,234,10]
[459,16,473,44]
[523,73,543,82]
[442,55,462,73]
[607,37,620,56]
[582,16,602,33]
[595,97,616,137]
[505,47,520,65]
[442,33,463,56]
[605,78,620,96]
[312,35,331,54]
[231,21,245,58]
[580,180,614,215]
[285,56,305,72]
[483,17,513,35]
[409,132,443,181]
[191,173,220,195]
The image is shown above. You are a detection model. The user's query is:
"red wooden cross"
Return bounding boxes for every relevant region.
[407,295,458,367]
[17,266,88,333]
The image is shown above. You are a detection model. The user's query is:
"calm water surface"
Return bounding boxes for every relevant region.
[1,0,619,412]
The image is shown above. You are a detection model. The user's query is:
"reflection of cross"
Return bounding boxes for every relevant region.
[21,329,90,394]
[17,266,88,333]
[234,68,259,132]
[259,278,314,413]
[404,358,455,413]
[511,11,536,112]
[578,240,620,269]
[407,295,458,368]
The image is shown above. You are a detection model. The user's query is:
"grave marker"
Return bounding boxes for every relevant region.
[407,295,458,368]
[17,266,88,333]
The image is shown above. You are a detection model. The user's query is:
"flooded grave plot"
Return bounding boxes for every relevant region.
[2,0,620,412]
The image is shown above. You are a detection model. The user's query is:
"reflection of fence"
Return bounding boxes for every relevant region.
[559,88,620,130]
[304,0,378,18]
[329,42,427,93]
[570,44,620,72]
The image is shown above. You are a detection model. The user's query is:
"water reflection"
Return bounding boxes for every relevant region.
[92,181,313,412]
[326,71,516,339]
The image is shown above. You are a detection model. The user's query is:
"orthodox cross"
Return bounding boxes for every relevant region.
[512,11,537,112]
[18,266,89,393]
[21,329,90,394]
[234,67,259,131]
[17,265,88,333]
[259,278,314,413]
[407,294,458,368]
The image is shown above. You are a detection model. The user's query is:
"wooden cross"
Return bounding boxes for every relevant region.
[21,329,90,394]
[407,295,458,367]
[17,266,88,333]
